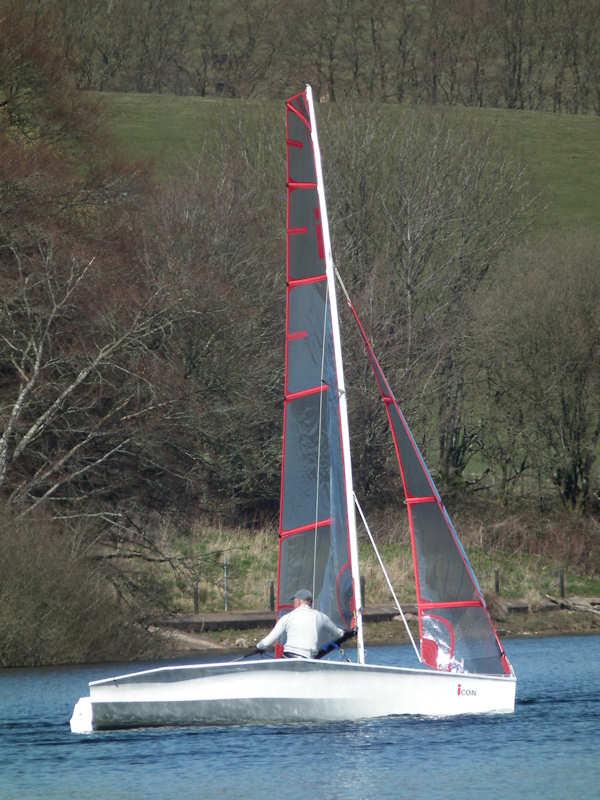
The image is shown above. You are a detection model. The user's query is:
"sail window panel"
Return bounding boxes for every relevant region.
[411,502,477,603]
[279,524,353,631]
[287,105,316,184]
[282,379,347,534]
[279,527,331,607]
[387,405,433,499]
[287,282,328,394]
[288,188,323,280]
[289,186,319,232]
[282,393,331,532]
[422,606,505,676]
[288,228,322,281]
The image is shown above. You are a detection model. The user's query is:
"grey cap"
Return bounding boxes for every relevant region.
[294,589,313,602]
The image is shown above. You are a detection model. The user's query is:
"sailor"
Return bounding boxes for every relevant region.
[256,589,344,659]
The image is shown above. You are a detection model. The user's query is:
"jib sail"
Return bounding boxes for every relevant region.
[347,302,513,677]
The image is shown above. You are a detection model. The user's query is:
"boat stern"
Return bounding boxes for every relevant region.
[70,696,94,733]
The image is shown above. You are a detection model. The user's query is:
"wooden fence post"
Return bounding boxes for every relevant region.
[360,575,366,609]
[269,580,275,612]
[193,579,200,614]
[494,569,500,595]
[223,555,229,611]
[559,568,565,598]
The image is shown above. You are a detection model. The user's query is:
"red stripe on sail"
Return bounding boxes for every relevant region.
[281,518,332,537]
[288,274,326,287]
[405,496,437,505]
[288,180,318,190]
[285,384,328,402]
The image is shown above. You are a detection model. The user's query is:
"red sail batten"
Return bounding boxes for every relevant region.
[288,180,318,190]
[281,518,332,538]
[287,274,327,288]
[285,384,328,402]
[405,496,437,505]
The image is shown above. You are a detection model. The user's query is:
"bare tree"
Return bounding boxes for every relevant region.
[319,104,531,498]
[0,239,179,513]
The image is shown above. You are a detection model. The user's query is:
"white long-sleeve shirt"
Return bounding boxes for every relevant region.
[257,604,344,658]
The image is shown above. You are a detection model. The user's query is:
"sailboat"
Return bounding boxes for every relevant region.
[70,86,515,733]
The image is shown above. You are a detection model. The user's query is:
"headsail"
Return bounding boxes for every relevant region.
[347,300,513,677]
[278,87,364,660]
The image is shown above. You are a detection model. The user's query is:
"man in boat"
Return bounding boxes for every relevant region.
[256,589,345,659]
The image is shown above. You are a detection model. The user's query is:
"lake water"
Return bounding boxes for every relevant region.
[1,634,599,800]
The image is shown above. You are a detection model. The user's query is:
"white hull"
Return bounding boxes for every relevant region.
[70,658,516,732]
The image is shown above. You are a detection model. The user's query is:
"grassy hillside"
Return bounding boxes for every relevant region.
[474,106,600,233]
[99,91,600,234]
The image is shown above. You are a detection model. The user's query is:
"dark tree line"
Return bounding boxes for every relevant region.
[24,0,600,115]
[1,1,599,537]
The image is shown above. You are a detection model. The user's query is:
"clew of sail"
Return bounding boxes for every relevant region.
[277,88,361,652]
[347,302,513,677]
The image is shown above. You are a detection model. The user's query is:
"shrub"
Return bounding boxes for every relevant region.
[0,511,154,667]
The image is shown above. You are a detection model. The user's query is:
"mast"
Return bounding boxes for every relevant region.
[305,85,365,664]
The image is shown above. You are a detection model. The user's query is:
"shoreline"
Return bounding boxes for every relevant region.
[152,604,600,662]
[4,602,599,670]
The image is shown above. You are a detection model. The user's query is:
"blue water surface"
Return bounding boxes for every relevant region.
[1,635,599,800]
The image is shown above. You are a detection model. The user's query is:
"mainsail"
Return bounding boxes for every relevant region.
[347,302,513,677]
[278,87,364,659]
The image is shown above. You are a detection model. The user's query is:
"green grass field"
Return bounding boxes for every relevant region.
[99,91,600,234]
[473,106,600,232]
[98,91,275,171]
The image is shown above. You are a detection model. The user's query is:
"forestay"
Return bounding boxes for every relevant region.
[347,304,513,677]
[278,88,361,650]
